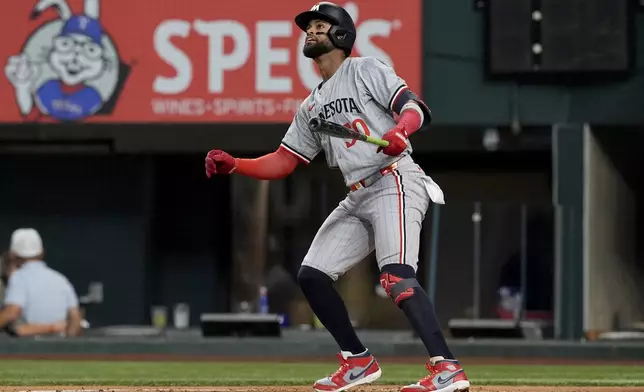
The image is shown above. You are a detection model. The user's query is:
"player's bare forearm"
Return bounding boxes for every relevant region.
[234,146,300,180]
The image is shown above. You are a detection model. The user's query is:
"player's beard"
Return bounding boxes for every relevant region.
[303,39,334,59]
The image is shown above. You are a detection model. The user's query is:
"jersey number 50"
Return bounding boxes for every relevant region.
[344,119,370,148]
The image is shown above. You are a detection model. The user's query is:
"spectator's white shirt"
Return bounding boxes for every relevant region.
[4,261,78,324]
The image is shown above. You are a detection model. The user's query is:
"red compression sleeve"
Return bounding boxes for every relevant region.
[397,105,423,137]
[234,145,300,180]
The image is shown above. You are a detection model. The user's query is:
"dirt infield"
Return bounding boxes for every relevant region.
[2,386,643,392]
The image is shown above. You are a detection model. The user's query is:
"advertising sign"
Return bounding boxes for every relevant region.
[0,0,422,123]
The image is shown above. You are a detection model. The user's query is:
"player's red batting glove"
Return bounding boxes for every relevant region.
[205,149,237,177]
[377,126,408,156]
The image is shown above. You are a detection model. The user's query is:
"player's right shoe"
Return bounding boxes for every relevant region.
[313,349,382,392]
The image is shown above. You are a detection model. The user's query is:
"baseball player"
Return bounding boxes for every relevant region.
[205,3,470,392]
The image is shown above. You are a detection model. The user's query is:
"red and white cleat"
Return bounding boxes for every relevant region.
[313,350,382,392]
[400,359,470,392]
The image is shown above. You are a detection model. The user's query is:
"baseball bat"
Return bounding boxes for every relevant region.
[308,117,390,148]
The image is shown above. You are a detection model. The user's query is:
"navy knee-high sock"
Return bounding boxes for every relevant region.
[298,266,366,355]
[381,264,453,359]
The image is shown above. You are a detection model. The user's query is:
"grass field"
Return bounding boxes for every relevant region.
[0,359,643,392]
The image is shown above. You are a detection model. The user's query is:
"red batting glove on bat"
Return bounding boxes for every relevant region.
[377,104,424,156]
[205,149,236,177]
[377,126,408,156]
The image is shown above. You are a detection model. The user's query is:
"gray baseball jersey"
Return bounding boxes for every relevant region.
[281,56,413,186]
[280,56,445,278]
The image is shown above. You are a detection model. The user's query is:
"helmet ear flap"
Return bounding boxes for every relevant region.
[331,26,348,41]
[327,25,355,55]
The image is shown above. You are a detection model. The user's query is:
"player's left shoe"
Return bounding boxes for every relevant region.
[313,350,382,392]
[400,359,470,392]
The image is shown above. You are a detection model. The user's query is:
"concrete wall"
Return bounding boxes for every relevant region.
[584,128,644,332]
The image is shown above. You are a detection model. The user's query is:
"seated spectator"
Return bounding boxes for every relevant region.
[1,249,67,337]
[0,228,82,337]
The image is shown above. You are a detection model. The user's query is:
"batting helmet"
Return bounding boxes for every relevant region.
[295,2,356,56]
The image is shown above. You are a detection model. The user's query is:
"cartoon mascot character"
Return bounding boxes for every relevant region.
[4,0,129,122]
